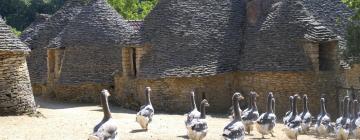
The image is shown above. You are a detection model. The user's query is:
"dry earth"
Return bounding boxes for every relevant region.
[0,98,349,140]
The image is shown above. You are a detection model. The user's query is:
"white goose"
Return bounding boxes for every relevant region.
[89,89,118,140]
[284,94,302,140]
[223,92,245,140]
[283,96,294,124]
[188,99,210,140]
[352,100,360,139]
[241,91,259,135]
[136,87,154,130]
[256,92,276,138]
[315,97,333,138]
[299,94,312,134]
[185,91,201,132]
[335,96,351,140]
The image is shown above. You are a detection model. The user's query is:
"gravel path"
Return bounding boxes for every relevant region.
[0,98,343,140]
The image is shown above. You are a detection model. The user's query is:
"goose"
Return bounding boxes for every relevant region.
[299,94,312,134]
[352,100,360,138]
[89,89,118,140]
[223,92,245,140]
[315,98,333,138]
[185,91,201,132]
[284,94,302,140]
[256,92,276,138]
[136,87,154,130]
[188,99,210,140]
[283,96,294,124]
[241,91,259,135]
[335,96,351,140]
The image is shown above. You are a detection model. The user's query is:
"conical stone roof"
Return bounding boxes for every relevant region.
[0,17,29,52]
[139,0,247,79]
[23,0,89,84]
[47,0,135,84]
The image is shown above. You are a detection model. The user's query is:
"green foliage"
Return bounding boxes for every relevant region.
[344,23,360,60]
[342,0,360,19]
[107,0,157,20]
[11,27,22,37]
[0,0,64,31]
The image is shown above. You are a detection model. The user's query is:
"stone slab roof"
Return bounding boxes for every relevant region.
[138,0,247,79]
[0,16,29,52]
[20,14,51,45]
[137,0,352,79]
[239,0,339,71]
[47,0,135,84]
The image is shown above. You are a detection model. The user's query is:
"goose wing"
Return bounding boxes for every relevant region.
[301,112,312,124]
[92,119,118,140]
[190,119,208,132]
[223,121,245,139]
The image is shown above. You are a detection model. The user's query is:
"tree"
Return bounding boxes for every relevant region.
[107,0,157,20]
[342,0,360,19]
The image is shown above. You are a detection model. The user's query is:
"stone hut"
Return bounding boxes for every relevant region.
[45,0,135,101]
[0,16,36,115]
[21,0,89,96]
[114,0,353,117]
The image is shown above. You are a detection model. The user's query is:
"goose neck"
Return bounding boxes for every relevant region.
[267,96,272,113]
[101,94,111,119]
[292,97,297,116]
[145,92,151,105]
[200,103,207,119]
[251,96,257,110]
[233,99,241,120]
[191,92,197,110]
[303,97,308,112]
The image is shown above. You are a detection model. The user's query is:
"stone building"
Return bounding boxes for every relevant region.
[23,0,355,117]
[0,16,36,115]
[21,0,135,101]
[114,0,354,117]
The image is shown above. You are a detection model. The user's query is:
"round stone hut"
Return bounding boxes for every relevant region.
[0,16,36,115]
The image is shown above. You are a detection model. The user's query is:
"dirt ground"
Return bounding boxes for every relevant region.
[0,98,347,140]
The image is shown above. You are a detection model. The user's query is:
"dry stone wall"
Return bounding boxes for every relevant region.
[0,52,36,115]
[115,71,338,118]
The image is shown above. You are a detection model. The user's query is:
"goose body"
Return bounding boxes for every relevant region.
[335,96,351,140]
[284,95,302,140]
[188,99,210,140]
[315,98,333,138]
[241,92,259,135]
[283,96,294,124]
[89,89,118,140]
[299,95,312,134]
[256,92,276,138]
[351,100,360,139]
[223,92,245,140]
[136,87,154,130]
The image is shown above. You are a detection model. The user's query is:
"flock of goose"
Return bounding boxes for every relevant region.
[88,87,360,140]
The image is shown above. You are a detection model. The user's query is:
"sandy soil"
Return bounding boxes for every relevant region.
[0,98,346,140]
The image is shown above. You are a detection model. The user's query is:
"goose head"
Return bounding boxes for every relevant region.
[101,89,111,97]
[233,92,244,101]
[201,99,210,107]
